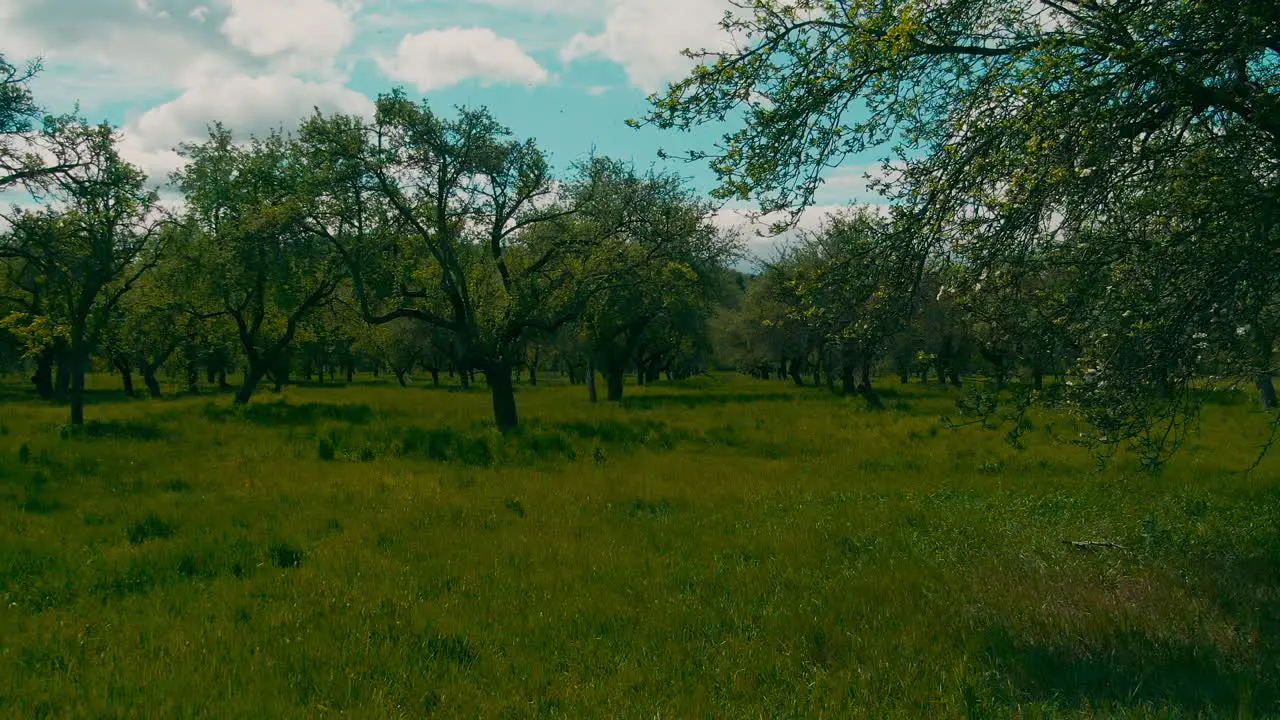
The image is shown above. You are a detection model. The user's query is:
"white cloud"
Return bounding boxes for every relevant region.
[714,203,845,262]
[813,161,905,205]
[377,27,549,92]
[561,0,730,93]
[221,0,356,73]
[121,74,373,178]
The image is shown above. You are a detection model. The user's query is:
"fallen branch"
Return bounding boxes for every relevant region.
[1060,539,1128,550]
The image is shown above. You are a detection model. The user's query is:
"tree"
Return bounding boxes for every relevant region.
[175,123,345,405]
[642,0,1280,461]
[790,207,922,404]
[314,96,641,431]
[1,121,164,424]
[579,167,738,401]
[0,53,80,190]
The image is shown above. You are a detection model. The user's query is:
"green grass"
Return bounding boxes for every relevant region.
[0,373,1278,718]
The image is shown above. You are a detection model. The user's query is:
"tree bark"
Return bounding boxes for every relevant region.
[789,359,805,386]
[236,360,268,405]
[859,362,883,408]
[528,364,538,386]
[1255,328,1276,409]
[430,368,440,386]
[32,348,54,400]
[1258,373,1278,410]
[142,366,163,399]
[114,356,136,398]
[486,362,519,433]
[68,345,87,426]
[55,351,71,399]
[587,360,598,403]
[606,367,625,402]
[394,368,409,387]
[841,364,856,396]
[186,362,200,394]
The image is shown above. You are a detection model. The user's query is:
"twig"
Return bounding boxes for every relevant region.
[1060,539,1128,550]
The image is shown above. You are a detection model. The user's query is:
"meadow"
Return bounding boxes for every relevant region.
[0,373,1278,718]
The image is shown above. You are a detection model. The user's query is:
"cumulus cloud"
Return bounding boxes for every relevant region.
[377,27,549,92]
[121,74,373,178]
[713,203,846,263]
[221,0,357,72]
[561,0,730,93]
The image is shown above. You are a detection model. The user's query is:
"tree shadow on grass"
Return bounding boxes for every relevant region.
[979,624,1275,714]
[205,401,376,427]
[618,391,806,411]
[59,419,168,441]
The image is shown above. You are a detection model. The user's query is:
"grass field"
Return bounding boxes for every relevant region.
[1,373,1278,718]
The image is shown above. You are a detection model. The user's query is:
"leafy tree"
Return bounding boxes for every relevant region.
[0,53,79,189]
[641,0,1280,461]
[1,121,164,424]
[175,124,345,405]
[580,166,738,401]
[315,96,643,431]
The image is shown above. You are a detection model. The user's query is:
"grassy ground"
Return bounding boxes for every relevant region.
[0,372,1278,718]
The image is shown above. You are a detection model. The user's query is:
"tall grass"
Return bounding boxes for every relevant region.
[0,373,1277,717]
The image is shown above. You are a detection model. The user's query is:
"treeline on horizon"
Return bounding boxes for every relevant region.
[2,0,1279,470]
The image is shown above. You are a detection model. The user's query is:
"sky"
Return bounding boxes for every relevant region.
[0,0,889,259]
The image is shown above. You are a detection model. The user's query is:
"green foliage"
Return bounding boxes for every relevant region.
[643,0,1280,460]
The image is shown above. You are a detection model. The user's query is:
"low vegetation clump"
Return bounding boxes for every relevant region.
[0,373,1277,717]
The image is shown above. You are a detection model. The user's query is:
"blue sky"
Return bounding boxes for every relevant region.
[0,0,887,256]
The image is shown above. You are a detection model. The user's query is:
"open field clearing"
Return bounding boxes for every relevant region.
[1,374,1278,718]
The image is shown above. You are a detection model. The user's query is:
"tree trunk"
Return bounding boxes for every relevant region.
[55,353,71,399]
[142,366,163,399]
[637,367,646,387]
[1254,328,1275,409]
[841,364,856,396]
[32,348,54,400]
[430,368,440,387]
[587,360,598,403]
[394,368,409,387]
[186,362,200,394]
[1258,373,1278,410]
[1032,367,1044,392]
[528,365,538,386]
[859,362,884,408]
[948,369,963,387]
[606,367,625,402]
[114,356,136,398]
[789,360,805,386]
[68,346,87,426]
[460,370,471,389]
[899,368,910,384]
[236,361,268,405]
[346,364,354,383]
[486,362,519,433]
